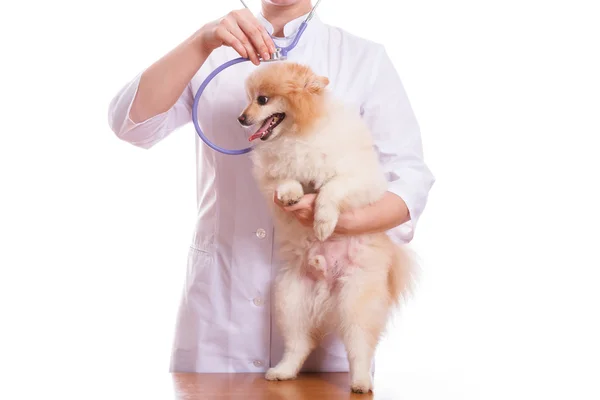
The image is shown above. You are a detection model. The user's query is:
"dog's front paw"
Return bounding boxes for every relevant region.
[276,180,304,206]
[265,366,298,381]
[314,204,339,241]
[314,219,336,241]
[350,376,373,394]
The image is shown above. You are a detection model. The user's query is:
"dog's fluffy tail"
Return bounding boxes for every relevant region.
[388,244,419,307]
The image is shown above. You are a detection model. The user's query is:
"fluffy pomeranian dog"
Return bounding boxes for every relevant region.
[238,62,414,393]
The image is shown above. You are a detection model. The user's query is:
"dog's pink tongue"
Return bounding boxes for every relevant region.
[248,116,275,141]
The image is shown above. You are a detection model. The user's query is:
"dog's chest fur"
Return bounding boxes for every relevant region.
[252,138,336,192]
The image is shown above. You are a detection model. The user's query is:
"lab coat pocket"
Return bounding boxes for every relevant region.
[175,246,215,351]
[184,246,214,300]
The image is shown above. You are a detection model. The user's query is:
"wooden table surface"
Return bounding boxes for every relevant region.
[172,372,400,400]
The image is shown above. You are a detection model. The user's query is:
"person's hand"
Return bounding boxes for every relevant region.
[198,9,276,65]
[273,192,355,235]
[273,192,318,228]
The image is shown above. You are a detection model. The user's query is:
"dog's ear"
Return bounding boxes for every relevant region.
[305,75,329,94]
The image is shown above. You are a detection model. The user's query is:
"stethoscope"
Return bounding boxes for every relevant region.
[192,0,322,155]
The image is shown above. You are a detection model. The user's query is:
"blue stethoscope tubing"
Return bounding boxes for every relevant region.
[192,0,321,155]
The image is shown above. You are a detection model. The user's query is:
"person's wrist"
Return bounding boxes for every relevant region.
[192,25,216,57]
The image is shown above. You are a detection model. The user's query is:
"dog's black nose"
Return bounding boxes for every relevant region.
[238,114,249,126]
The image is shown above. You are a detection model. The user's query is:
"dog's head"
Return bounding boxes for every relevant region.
[238,62,330,142]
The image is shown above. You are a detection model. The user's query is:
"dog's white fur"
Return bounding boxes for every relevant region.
[240,62,414,393]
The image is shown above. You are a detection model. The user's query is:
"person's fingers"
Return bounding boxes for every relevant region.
[284,201,310,212]
[256,23,276,54]
[234,9,275,54]
[221,17,259,65]
[293,210,313,226]
[214,25,248,59]
[283,194,317,212]
[295,209,312,219]
[273,192,284,208]
[237,14,272,61]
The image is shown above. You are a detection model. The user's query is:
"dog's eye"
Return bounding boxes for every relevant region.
[257,96,269,106]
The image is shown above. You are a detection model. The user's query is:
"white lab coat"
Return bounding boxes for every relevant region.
[108,13,435,373]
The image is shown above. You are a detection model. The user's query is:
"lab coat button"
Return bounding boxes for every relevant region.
[253,360,263,367]
[253,297,264,306]
[255,228,267,239]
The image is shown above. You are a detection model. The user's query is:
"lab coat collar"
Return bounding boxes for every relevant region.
[257,11,323,40]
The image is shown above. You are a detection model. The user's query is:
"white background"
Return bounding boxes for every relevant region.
[1,0,599,399]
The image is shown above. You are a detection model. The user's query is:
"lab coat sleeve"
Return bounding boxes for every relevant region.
[362,45,435,243]
[107,72,193,149]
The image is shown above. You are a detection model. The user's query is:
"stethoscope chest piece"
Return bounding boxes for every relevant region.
[264,48,287,62]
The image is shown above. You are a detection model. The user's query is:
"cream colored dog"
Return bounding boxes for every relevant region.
[239,62,414,394]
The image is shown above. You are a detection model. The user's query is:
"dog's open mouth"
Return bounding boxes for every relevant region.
[248,113,286,142]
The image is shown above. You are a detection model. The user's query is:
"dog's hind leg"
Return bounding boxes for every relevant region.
[337,270,391,393]
[266,271,321,381]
